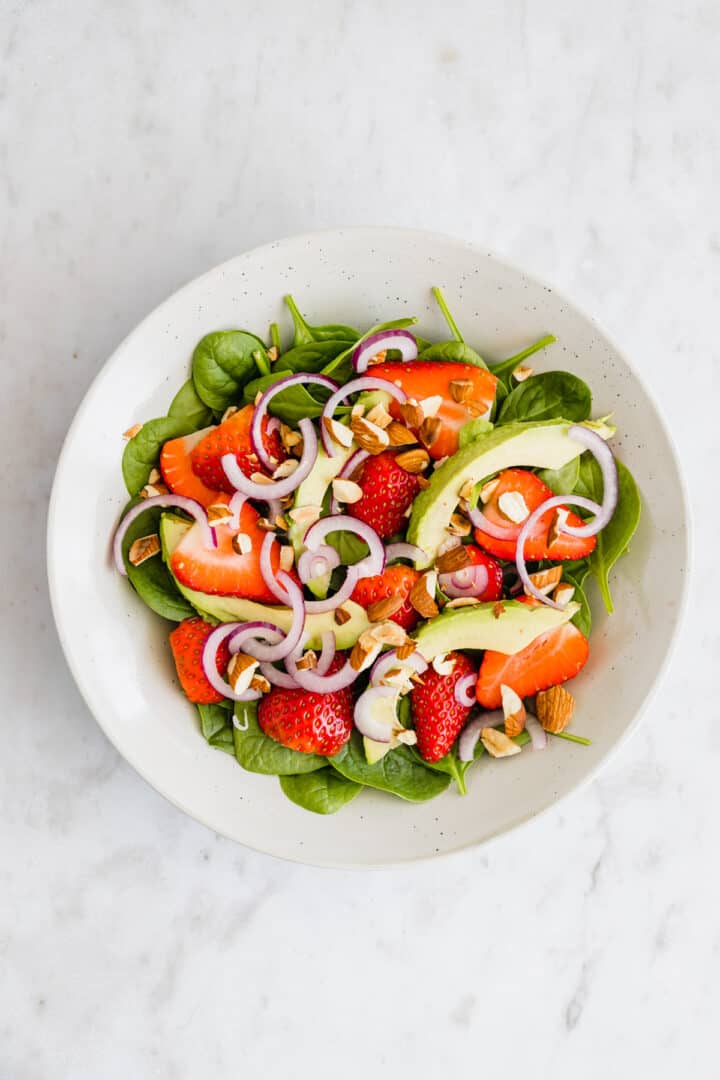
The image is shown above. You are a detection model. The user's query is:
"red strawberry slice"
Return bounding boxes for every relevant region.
[190,405,285,494]
[160,427,222,508]
[170,497,281,603]
[476,598,589,708]
[410,651,477,762]
[473,468,596,561]
[456,544,504,602]
[348,451,420,539]
[258,655,353,755]
[369,360,498,459]
[169,616,230,704]
[350,564,421,631]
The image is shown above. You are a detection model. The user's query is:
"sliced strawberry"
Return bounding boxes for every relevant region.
[169,616,230,704]
[369,360,498,459]
[170,497,281,603]
[190,404,285,494]
[410,652,477,762]
[473,468,596,561]
[350,564,421,631]
[160,427,222,508]
[258,654,353,755]
[348,451,420,539]
[476,598,589,708]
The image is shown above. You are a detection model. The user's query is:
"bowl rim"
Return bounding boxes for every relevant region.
[46,226,692,867]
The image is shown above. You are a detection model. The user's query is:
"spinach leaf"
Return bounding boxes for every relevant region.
[121,503,195,621]
[497,372,591,425]
[233,702,326,775]
[279,769,362,814]
[538,456,580,494]
[563,571,592,636]
[284,294,359,346]
[167,378,213,428]
[573,455,641,613]
[122,415,196,496]
[209,727,236,755]
[197,701,232,741]
[269,322,282,352]
[277,339,352,378]
[242,370,332,423]
[321,316,418,377]
[458,417,494,450]
[489,334,557,389]
[329,732,450,801]
[192,330,269,412]
[325,530,369,567]
[420,341,488,369]
[412,747,469,794]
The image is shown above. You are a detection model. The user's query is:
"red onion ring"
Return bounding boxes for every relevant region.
[454,673,477,708]
[259,663,300,690]
[352,329,418,374]
[321,377,408,456]
[228,491,248,531]
[286,654,359,694]
[516,493,602,608]
[304,514,385,578]
[222,417,317,499]
[563,425,619,537]
[352,685,399,743]
[457,710,504,761]
[297,545,341,584]
[266,416,281,438]
[467,506,520,540]
[370,648,428,686]
[201,623,263,703]
[385,542,428,564]
[304,566,360,614]
[330,449,369,513]
[525,715,548,751]
[259,531,293,604]
[250,373,338,470]
[316,630,337,675]
[113,494,216,576]
[439,563,490,599]
[237,578,306,661]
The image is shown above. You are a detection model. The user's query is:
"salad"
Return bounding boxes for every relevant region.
[113,288,641,815]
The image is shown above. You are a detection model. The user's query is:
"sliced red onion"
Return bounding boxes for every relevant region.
[201,624,263,703]
[321,377,408,456]
[564,425,618,537]
[316,630,337,675]
[457,710,504,761]
[286,655,359,694]
[352,330,418,374]
[259,663,300,690]
[467,506,520,540]
[222,417,317,499]
[516,493,602,608]
[250,373,338,469]
[113,494,216,576]
[439,563,490,599]
[266,416,281,437]
[385,542,428,564]
[266,498,283,522]
[370,648,428,686]
[304,514,385,578]
[237,578,306,661]
[525,715,548,751]
[304,566,360,614]
[454,673,477,708]
[259,531,293,604]
[352,685,399,743]
[297,545,340,584]
[330,449,370,512]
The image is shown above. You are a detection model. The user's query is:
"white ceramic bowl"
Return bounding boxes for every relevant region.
[47,228,688,867]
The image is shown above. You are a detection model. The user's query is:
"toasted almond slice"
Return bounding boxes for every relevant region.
[436,545,470,574]
[394,728,418,746]
[128,533,160,566]
[438,535,462,555]
[536,685,575,733]
[416,476,430,490]
[457,478,475,503]
[386,421,417,447]
[368,621,408,647]
[274,513,288,530]
[367,596,404,622]
[466,401,491,418]
[395,448,430,474]
[332,478,363,504]
[419,416,441,449]
[250,673,271,694]
[432,653,456,676]
[447,512,471,537]
[493,601,506,619]
[498,490,530,523]
[445,597,480,609]
[227,652,259,694]
[349,635,382,673]
[273,459,299,479]
[396,640,417,659]
[123,422,143,440]
[410,571,439,618]
[350,415,389,455]
[525,565,563,597]
[449,379,474,404]
[501,684,527,737]
[280,422,303,451]
[279,545,294,572]
[255,518,276,533]
[481,727,522,758]
[148,467,162,484]
[419,395,443,418]
[366,402,393,429]
[221,405,240,422]
[399,399,424,429]
[334,605,352,626]
[249,471,273,486]
[366,349,388,366]
[207,503,235,525]
[552,582,576,606]
[513,365,534,382]
[295,650,318,671]
[479,477,500,504]
[266,345,279,363]
[548,507,569,548]
[351,403,365,419]
[232,532,253,555]
[288,504,322,527]
[322,416,353,448]
[140,482,169,499]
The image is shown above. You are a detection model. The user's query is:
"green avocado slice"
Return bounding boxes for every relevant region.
[413,599,579,660]
[159,514,370,649]
[407,419,593,568]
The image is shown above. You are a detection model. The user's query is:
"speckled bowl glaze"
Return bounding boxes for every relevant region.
[47,228,688,866]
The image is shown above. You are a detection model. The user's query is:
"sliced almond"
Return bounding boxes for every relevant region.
[416,476,430,490]
[280,422,303,451]
[432,654,456,676]
[536,685,575,733]
[552,582,576,606]
[279,545,294,572]
[273,459,299,480]
[501,684,527,737]
[448,379,475,404]
[221,405,239,422]
[274,513,288,530]
[432,456,448,470]
[498,490,530,523]
[350,415,389,455]
[394,728,418,746]
[365,402,393,430]
[227,652,259,694]
[128,533,160,566]
[438,535,461,555]
[493,601,506,619]
[334,605,352,626]
[419,394,442,418]
[349,634,382,673]
[396,640,417,660]
[232,532,253,556]
[395,448,430,474]
[332,478,363,504]
[386,421,417,447]
[123,423,143,440]
[250,673,271,694]
[322,416,353,448]
[351,402,365,419]
[479,477,500,504]
[288,504,322,527]
[481,727,522,758]
[367,596,404,622]
[399,399,424,430]
[366,348,387,366]
[148,467,162,484]
[525,565,563,597]
[250,471,274,486]
[295,650,318,671]
[445,597,480,609]
[447,512,471,537]
[368,621,409,648]
[410,571,439,618]
[140,482,169,499]
[513,364,534,382]
[419,416,441,449]
[548,507,569,548]
[255,518,276,533]
[458,478,475,503]
[266,345,279,363]
[436,545,470,574]
[207,503,235,525]
[466,401,491,418]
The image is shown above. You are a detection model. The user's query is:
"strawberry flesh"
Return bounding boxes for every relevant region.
[169,616,230,704]
[410,651,476,762]
[190,405,285,494]
[257,655,353,755]
[348,451,420,539]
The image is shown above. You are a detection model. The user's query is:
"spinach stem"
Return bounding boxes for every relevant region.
[284,293,308,332]
[432,285,464,342]
[269,322,281,352]
[551,731,592,747]
[491,334,556,377]
[252,349,270,377]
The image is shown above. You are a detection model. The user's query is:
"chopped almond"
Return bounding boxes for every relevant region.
[221,405,239,422]
[266,345,279,363]
[386,420,417,447]
[332,478,363,504]
[334,605,352,626]
[288,504,322,527]
[552,582,576,606]
[445,597,480,609]
[232,532,253,556]
[350,415,389,455]
[513,365,534,382]
[436,545,470,574]
[493,601,506,619]
[279,546,294,572]
[396,640,417,660]
[280,422,303,451]
[140,482,169,499]
[368,621,408,647]
[207,503,235,525]
[419,416,441,449]
[295,650,318,671]
[394,448,430,474]
[128,533,160,566]
[250,471,273,486]
[349,633,382,673]
[322,416,353,448]
[432,654,456,676]
[498,490,530,523]
[447,512,471,537]
[501,684,526,737]
[410,571,439,618]
[123,423,143,440]
[273,459,299,479]
[399,399,424,429]
[479,477,500,504]
[481,727,522,758]
[250,673,271,694]
[536,685,575,733]
[548,507,569,548]
[418,395,442,418]
[449,379,474,404]
[367,596,404,622]
[525,565,563,597]
[227,652,259,694]
[365,403,393,429]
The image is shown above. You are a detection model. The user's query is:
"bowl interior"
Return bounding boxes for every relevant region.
[48,228,687,866]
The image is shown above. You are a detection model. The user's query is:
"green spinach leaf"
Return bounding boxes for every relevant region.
[197,701,232,741]
[420,341,488,369]
[329,732,450,801]
[167,379,214,428]
[489,334,557,389]
[233,702,326,775]
[321,316,418,377]
[573,455,641,613]
[279,769,362,814]
[209,727,236,755]
[563,571,592,636]
[538,456,580,494]
[277,340,352,381]
[284,294,359,346]
[242,370,333,423]
[325,530,369,567]
[192,330,269,412]
[412,747,469,794]
[497,372,591,425]
[458,417,494,449]
[122,415,196,496]
[121,503,195,620]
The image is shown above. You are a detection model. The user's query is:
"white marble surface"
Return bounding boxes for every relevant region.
[1,1,716,1076]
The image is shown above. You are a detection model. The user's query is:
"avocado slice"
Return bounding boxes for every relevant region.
[159,514,370,649]
[407,419,593,568]
[414,598,579,659]
[287,443,355,597]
